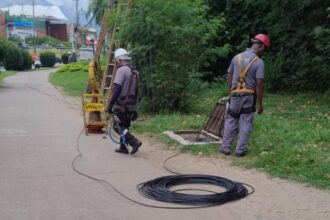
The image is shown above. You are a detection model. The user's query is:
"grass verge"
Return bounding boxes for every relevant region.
[49,70,87,96]
[48,68,330,189]
[0,71,16,83]
[132,90,330,189]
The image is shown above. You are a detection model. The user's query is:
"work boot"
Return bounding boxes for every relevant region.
[115,144,129,154]
[220,149,231,156]
[130,140,142,155]
[235,151,246,157]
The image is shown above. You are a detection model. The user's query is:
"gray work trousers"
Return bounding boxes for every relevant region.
[221,95,255,154]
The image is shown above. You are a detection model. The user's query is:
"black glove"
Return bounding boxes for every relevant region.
[129,111,138,121]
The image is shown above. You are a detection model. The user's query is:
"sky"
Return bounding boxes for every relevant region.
[0,0,91,25]
[45,0,89,11]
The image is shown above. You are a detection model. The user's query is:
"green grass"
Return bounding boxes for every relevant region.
[49,70,87,96]
[239,93,330,188]
[48,69,330,189]
[132,89,330,189]
[0,71,16,83]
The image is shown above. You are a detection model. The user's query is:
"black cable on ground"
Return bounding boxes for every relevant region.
[72,124,254,209]
[137,174,248,206]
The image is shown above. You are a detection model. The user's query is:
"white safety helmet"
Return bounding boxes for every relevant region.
[114,48,131,61]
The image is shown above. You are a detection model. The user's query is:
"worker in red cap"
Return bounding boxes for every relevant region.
[220,34,270,157]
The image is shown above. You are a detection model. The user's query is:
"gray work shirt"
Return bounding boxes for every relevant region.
[114,65,139,98]
[114,65,139,111]
[228,48,264,90]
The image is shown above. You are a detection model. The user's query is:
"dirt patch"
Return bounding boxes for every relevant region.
[138,134,330,220]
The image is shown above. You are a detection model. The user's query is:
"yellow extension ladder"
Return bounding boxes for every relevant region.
[81,0,133,134]
[101,0,133,110]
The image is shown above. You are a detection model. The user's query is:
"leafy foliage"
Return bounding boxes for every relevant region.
[112,0,224,112]
[57,62,89,73]
[7,35,21,43]
[40,51,56,67]
[4,46,23,71]
[86,0,108,25]
[86,0,330,111]
[0,39,9,65]
[0,40,32,71]
[205,0,330,92]
[61,53,69,64]
[21,50,32,70]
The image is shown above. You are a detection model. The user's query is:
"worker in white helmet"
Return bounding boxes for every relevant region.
[107,48,142,155]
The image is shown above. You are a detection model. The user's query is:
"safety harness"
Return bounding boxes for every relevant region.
[227,53,259,118]
[231,53,259,95]
[116,65,139,120]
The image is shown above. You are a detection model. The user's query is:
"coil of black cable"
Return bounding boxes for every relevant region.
[137,174,249,207]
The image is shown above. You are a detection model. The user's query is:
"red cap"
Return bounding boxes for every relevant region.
[252,34,270,49]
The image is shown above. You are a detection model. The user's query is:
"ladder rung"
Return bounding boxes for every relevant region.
[103,87,110,90]
[109,63,115,66]
[106,75,112,78]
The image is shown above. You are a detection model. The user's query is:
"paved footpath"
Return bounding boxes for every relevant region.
[0,70,237,220]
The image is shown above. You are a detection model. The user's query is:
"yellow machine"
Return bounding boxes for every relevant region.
[81,0,133,134]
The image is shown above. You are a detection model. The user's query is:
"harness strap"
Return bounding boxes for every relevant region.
[231,53,259,95]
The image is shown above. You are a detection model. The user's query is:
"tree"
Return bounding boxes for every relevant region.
[117,0,224,112]
[86,0,108,25]
[205,0,330,91]
[0,39,8,65]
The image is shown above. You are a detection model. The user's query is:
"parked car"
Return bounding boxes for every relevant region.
[40,43,52,49]
[56,43,66,49]
[18,42,30,50]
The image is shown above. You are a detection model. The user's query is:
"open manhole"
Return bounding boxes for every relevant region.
[164,130,221,145]
[164,98,228,145]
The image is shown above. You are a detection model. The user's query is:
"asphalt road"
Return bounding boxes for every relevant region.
[0,70,237,220]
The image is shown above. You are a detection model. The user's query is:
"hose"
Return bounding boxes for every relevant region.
[108,116,125,145]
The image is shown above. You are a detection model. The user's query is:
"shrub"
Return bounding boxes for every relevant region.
[69,64,85,72]
[4,46,23,70]
[40,51,56,67]
[21,50,32,70]
[7,35,21,43]
[118,0,223,112]
[61,53,69,64]
[0,40,8,65]
[206,0,330,92]
[57,62,88,73]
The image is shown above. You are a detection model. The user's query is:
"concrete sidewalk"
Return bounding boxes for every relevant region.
[0,70,237,220]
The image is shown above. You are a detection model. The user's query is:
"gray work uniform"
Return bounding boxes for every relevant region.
[114,65,139,112]
[221,48,264,154]
[112,65,140,148]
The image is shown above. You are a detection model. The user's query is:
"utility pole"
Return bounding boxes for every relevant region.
[32,0,36,53]
[73,0,79,55]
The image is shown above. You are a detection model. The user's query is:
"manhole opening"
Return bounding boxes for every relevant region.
[163,98,228,146]
[174,131,219,142]
[163,130,222,145]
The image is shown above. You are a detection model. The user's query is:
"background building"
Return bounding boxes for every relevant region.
[0,4,69,41]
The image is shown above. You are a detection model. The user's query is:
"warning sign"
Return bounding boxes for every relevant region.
[84,103,104,112]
